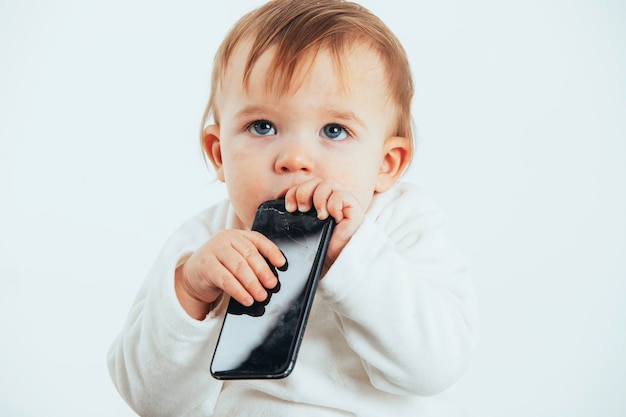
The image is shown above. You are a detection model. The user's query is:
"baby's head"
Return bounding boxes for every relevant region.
[203,0,414,149]
[202,0,415,226]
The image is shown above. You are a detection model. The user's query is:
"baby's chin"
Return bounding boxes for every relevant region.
[228,203,255,230]
[237,205,267,230]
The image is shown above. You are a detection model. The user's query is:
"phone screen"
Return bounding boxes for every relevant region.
[210,199,334,379]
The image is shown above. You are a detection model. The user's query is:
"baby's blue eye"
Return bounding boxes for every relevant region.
[321,124,348,140]
[248,120,276,136]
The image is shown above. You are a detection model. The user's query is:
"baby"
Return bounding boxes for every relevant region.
[108,1,478,416]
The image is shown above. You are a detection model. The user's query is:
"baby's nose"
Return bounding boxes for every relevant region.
[274,139,314,173]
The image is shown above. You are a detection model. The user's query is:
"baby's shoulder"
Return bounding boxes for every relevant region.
[172,199,234,243]
[371,181,441,222]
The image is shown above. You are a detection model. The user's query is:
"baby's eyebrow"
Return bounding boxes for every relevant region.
[325,109,366,129]
[235,105,272,119]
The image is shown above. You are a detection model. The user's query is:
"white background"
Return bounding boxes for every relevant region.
[1,0,624,416]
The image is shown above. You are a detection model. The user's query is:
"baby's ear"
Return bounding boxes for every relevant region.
[203,125,225,182]
[375,136,411,193]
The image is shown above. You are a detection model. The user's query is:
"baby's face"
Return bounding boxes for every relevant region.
[209,42,399,227]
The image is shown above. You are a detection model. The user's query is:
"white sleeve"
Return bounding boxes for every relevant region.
[317,184,479,396]
[107,213,228,417]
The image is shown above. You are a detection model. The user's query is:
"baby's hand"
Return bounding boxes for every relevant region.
[284,179,365,267]
[175,230,286,320]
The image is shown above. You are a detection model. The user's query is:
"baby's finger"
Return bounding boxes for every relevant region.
[284,187,298,212]
[326,189,361,223]
[248,231,286,270]
[218,243,269,303]
[210,261,256,306]
[293,178,324,213]
[311,181,336,220]
[243,231,287,291]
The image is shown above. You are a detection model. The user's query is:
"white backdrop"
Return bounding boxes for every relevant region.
[1,0,624,416]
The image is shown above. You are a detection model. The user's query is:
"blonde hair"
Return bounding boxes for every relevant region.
[201,0,414,155]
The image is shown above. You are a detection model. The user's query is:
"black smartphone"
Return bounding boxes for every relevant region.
[210,199,334,380]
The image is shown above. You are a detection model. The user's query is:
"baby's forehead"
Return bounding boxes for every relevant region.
[223,39,388,98]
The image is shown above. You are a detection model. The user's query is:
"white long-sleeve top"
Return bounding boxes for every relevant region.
[107,182,479,417]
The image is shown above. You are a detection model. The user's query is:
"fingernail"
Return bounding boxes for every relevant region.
[277,258,288,271]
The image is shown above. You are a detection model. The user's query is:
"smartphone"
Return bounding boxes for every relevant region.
[210,199,335,380]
